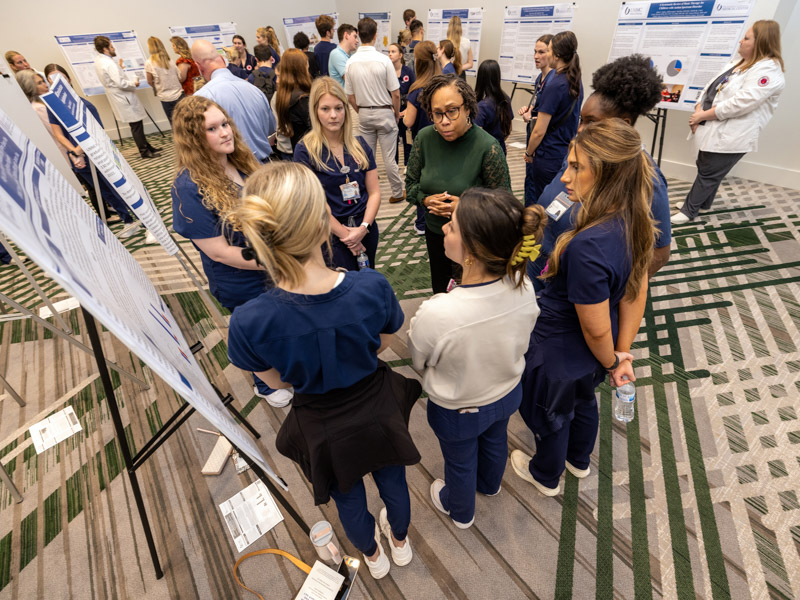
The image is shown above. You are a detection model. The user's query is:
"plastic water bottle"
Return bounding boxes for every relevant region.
[614,382,635,423]
[347,216,370,270]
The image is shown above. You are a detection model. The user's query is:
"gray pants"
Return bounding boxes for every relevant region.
[358,108,404,198]
[682,150,745,219]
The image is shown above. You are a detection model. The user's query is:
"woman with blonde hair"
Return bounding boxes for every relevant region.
[512,118,656,496]
[675,19,785,224]
[256,27,282,65]
[170,95,292,407]
[226,161,421,580]
[274,49,312,151]
[170,36,200,97]
[293,77,381,271]
[145,37,183,124]
[447,15,473,75]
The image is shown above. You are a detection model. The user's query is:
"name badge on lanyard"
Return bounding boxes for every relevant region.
[545,192,573,221]
[340,180,360,205]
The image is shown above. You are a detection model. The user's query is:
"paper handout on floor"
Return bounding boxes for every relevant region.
[29,406,82,453]
[220,480,284,552]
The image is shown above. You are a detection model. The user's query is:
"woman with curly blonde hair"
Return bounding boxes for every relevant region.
[171,95,293,407]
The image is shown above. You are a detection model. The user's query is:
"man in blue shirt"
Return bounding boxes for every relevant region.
[191,39,276,162]
[329,24,358,87]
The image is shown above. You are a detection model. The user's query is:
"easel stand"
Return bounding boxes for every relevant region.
[113,110,165,148]
[81,307,309,579]
[509,82,536,104]
[645,108,668,167]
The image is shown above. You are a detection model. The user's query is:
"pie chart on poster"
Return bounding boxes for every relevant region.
[667,59,683,77]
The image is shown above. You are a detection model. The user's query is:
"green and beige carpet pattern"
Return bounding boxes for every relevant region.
[0,129,799,599]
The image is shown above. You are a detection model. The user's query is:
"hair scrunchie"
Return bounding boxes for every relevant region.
[510,234,540,266]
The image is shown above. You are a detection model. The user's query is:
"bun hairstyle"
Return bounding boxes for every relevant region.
[543,119,656,301]
[551,31,581,99]
[455,188,546,288]
[234,162,330,289]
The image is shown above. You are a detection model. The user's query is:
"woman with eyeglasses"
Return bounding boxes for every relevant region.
[293,77,381,271]
[405,75,511,294]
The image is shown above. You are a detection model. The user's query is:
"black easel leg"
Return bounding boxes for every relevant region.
[223,398,261,439]
[657,109,668,168]
[144,109,165,138]
[113,115,124,147]
[81,307,164,579]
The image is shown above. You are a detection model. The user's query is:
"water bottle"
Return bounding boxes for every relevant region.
[614,381,635,423]
[347,216,370,270]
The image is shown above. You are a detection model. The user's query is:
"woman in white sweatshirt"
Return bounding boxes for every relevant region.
[673,19,785,224]
[408,187,545,528]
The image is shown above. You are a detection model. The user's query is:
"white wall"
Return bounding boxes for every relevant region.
[1,0,332,140]
[336,0,799,188]
[4,0,798,187]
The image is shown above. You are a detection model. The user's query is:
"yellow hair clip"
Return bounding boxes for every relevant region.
[510,242,541,266]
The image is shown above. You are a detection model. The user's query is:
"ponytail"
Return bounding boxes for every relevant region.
[551,31,582,99]
[456,188,546,289]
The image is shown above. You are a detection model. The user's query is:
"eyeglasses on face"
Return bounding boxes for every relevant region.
[430,104,465,123]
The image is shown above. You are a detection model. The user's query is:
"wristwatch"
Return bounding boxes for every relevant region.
[361,222,370,231]
[605,354,620,371]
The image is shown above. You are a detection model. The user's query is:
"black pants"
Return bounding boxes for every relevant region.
[160,95,184,125]
[129,120,148,154]
[425,229,457,294]
[682,150,746,218]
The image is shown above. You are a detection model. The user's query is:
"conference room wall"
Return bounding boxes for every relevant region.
[336,0,798,188]
[1,0,331,142]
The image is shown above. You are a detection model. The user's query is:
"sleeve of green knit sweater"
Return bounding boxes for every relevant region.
[405,139,424,207]
[482,142,512,191]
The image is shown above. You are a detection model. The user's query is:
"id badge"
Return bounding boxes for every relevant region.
[340,181,360,204]
[405,128,413,145]
[545,192,573,221]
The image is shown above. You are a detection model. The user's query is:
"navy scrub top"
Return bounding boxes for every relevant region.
[534,71,582,162]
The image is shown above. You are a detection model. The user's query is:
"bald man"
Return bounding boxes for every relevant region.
[191,40,276,162]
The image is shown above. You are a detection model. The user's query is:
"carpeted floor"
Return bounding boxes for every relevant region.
[0,126,799,600]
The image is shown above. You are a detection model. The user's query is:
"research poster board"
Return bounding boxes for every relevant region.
[0,108,283,488]
[168,23,237,53]
[608,0,754,111]
[427,8,484,76]
[499,4,575,83]
[41,76,178,255]
[359,12,392,55]
[282,13,339,51]
[55,31,150,97]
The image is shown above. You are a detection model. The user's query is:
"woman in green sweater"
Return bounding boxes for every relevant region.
[405,75,512,293]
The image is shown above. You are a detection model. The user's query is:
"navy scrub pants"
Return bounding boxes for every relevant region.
[329,465,410,555]
[427,382,522,524]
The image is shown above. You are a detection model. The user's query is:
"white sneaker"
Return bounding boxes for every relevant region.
[565,459,590,479]
[414,225,425,236]
[670,212,691,225]
[119,223,142,239]
[430,479,474,529]
[378,507,412,566]
[253,385,293,408]
[675,201,684,210]
[363,525,391,579]
[145,230,158,245]
[510,450,560,496]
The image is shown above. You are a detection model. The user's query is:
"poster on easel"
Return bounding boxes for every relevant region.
[41,75,178,255]
[499,4,575,83]
[54,31,150,97]
[426,8,484,76]
[168,22,237,54]
[609,0,755,111]
[282,13,339,51]
[0,107,283,488]
[359,12,392,55]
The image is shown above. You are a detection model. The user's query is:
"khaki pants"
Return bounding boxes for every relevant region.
[357,107,404,198]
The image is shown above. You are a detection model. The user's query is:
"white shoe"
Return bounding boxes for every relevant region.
[378,507,412,566]
[565,459,590,479]
[675,201,684,210]
[363,525,391,579]
[670,212,691,225]
[119,223,142,239]
[253,385,293,408]
[430,479,474,529]
[510,450,560,496]
[414,225,425,236]
[145,230,158,245]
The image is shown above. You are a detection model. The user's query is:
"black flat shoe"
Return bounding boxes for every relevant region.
[140,149,156,158]
[147,146,162,154]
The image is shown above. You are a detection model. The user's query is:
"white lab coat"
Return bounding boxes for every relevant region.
[93,53,146,123]
[692,57,784,154]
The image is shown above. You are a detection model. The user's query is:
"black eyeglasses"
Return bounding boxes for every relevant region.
[431,104,464,123]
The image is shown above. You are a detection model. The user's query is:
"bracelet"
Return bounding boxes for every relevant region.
[604,354,619,371]
[524,151,532,158]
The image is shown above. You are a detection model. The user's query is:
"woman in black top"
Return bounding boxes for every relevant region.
[274,49,313,151]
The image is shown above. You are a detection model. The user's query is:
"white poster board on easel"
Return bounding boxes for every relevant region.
[427,8,484,76]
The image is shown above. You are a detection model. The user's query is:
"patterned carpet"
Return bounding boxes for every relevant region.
[0,127,799,600]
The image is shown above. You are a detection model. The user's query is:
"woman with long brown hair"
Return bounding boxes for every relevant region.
[675,20,785,224]
[170,36,200,96]
[403,41,438,140]
[145,37,183,124]
[512,118,656,496]
[170,95,292,407]
[274,49,312,151]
